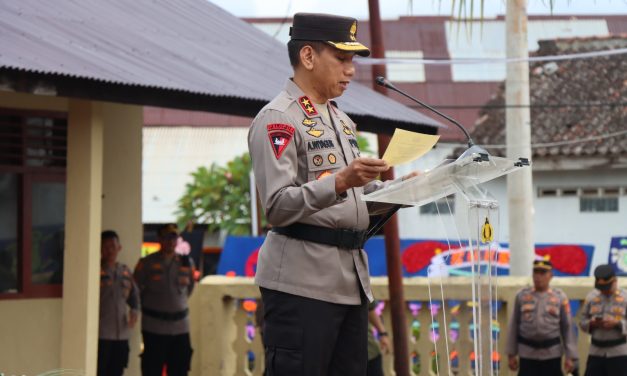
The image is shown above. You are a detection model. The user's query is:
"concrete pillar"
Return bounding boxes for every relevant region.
[61,99,103,373]
[506,0,535,276]
[101,102,144,375]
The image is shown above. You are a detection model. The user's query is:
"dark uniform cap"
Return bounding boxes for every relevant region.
[289,13,370,57]
[158,223,180,237]
[533,258,553,271]
[594,264,616,291]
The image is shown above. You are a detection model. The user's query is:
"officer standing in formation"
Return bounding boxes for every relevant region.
[248,12,413,376]
[580,264,627,375]
[506,258,577,375]
[98,230,140,376]
[134,224,195,376]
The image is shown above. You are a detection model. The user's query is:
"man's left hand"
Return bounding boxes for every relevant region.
[379,334,391,354]
[128,310,138,328]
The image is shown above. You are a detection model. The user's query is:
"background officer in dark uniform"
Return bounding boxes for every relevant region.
[134,224,195,376]
[506,258,577,375]
[248,12,410,376]
[580,264,627,376]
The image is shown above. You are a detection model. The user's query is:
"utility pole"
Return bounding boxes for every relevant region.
[367,0,410,375]
[506,0,534,276]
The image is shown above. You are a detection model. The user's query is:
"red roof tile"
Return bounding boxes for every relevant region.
[468,35,627,160]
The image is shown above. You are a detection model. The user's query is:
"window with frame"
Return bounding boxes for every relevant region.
[580,197,619,213]
[537,186,622,213]
[0,108,67,299]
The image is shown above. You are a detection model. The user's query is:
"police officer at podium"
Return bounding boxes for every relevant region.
[247,12,417,376]
[506,258,577,375]
[580,264,627,376]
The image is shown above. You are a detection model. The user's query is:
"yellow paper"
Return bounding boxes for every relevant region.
[382,129,439,166]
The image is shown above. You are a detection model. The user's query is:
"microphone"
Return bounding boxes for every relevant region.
[376,76,486,156]
[363,77,493,242]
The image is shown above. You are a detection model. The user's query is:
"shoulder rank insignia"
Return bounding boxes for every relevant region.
[340,120,354,136]
[267,123,295,159]
[298,96,318,116]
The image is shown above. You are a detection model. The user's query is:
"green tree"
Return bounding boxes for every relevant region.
[176,153,254,235]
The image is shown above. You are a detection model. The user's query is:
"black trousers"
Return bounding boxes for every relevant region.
[519,357,562,376]
[584,355,627,376]
[97,339,129,376]
[367,355,384,376]
[260,287,368,376]
[141,331,193,376]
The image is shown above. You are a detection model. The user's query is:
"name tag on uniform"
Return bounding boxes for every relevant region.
[307,139,335,151]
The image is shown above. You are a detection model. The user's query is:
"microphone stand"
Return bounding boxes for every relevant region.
[364,76,490,241]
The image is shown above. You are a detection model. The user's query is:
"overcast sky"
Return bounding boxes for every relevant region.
[208,0,627,19]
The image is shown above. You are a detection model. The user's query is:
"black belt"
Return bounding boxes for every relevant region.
[142,307,189,321]
[272,222,366,250]
[518,335,561,349]
[592,337,627,348]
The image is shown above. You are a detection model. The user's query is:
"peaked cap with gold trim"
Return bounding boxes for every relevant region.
[289,13,370,57]
[533,255,553,271]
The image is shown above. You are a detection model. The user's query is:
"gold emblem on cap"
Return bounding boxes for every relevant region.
[349,21,357,42]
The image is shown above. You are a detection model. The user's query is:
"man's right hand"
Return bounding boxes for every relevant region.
[335,157,389,194]
[589,316,603,330]
[508,355,519,371]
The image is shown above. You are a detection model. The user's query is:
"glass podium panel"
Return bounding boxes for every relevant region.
[364,153,527,376]
[361,154,525,207]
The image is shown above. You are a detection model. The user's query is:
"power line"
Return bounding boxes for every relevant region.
[357,47,627,65]
[445,129,627,149]
[272,0,293,38]
[409,101,627,110]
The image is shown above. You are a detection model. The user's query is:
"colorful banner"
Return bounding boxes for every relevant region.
[216,236,595,277]
[216,236,264,276]
[609,236,627,276]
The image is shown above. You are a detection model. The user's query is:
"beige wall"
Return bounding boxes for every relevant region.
[101,102,144,375]
[196,276,617,376]
[0,299,63,374]
[61,99,104,373]
[0,91,143,375]
[0,90,68,111]
[0,91,68,375]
